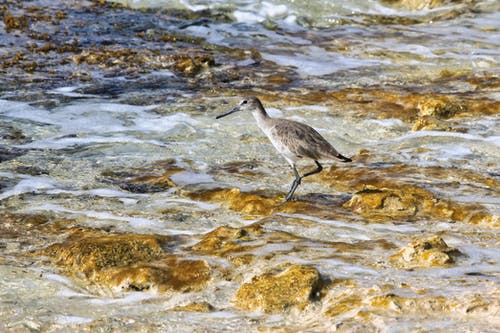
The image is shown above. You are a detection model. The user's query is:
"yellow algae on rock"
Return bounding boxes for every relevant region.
[380,0,450,11]
[324,294,363,317]
[182,187,319,217]
[233,264,323,313]
[343,185,429,220]
[170,302,215,312]
[369,293,450,314]
[417,95,464,118]
[183,187,280,216]
[190,224,301,257]
[38,234,168,277]
[190,224,264,256]
[412,115,460,131]
[341,182,496,224]
[389,235,461,269]
[98,255,211,293]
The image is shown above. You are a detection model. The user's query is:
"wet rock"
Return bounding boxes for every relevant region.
[417,95,464,118]
[389,235,462,269]
[323,163,500,194]
[344,186,421,220]
[0,146,25,162]
[320,165,498,224]
[369,293,450,314]
[380,0,456,11]
[210,160,264,177]
[190,224,301,257]
[100,159,182,193]
[343,184,496,224]
[73,48,215,77]
[38,234,169,277]
[233,264,323,313]
[0,212,90,253]
[324,294,363,317]
[0,212,50,240]
[98,255,211,293]
[170,302,215,312]
[172,54,215,76]
[0,123,30,144]
[183,187,280,216]
[412,115,461,131]
[321,89,500,123]
[344,185,499,224]
[182,187,317,216]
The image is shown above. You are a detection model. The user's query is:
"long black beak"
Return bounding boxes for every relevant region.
[216,105,240,119]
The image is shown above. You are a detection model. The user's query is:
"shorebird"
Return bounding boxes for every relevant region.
[216,96,352,203]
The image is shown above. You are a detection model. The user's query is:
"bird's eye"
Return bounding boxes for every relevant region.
[242,100,247,104]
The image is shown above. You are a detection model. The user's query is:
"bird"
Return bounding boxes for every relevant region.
[216,96,352,203]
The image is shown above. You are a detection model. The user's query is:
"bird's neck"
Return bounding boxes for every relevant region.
[252,107,272,130]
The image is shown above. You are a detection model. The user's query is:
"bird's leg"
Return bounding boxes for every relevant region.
[301,160,323,178]
[282,161,323,204]
[283,164,301,203]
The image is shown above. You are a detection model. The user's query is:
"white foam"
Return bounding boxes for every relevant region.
[160,197,220,211]
[1,99,198,149]
[54,315,93,325]
[0,176,58,200]
[24,203,164,228]
[48,85,100,98]
[261,46,384,76]
[88,291,158,305]
[170,171,214,185]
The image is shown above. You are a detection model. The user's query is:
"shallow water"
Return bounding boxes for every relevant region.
[1,0,499,331]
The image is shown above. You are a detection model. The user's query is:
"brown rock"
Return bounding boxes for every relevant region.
[182,187,319,216]
[189,224,301,257]
[170,302,214,312]
[321,165,497,224]
[184,187,279,216]
[369,293,450,314]
[324,294,363,317]
[343,185,426,220]
[38,234,168,277]
[233,264,323,313]
[380,0,457,11]
[412,116,459,131]
[100,159,182,193]
[417,95,464,118]
[99,255,211,292]
[389,235,462,269]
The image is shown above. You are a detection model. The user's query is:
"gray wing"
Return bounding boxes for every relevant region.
[270,119,340,160]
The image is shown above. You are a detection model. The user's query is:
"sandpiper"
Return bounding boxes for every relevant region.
[216,96,352,203]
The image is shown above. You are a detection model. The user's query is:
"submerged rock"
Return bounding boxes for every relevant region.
[233,264,323,313]
[170,302,215,312]
[190,223,301,258]
[37,234,169,277]
[417,95,465,118]
[390,235,462,269]
[98,255,211,292]
[183,187,280,216]
[412,115,459,131]
[343,184,496,224]
[182,186,328,217]
[100,159,182,193]
[320,164,498,224]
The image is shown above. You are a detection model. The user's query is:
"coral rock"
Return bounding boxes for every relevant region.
[234,264,323,313]
[38,234,168,277]
[170,302,214,312]
[390,235,462,269]
[99,255,211,292]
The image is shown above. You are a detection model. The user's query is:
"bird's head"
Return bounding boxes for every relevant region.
[216,96,262,119]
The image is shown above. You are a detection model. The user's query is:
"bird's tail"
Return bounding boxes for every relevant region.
[335,153,352,162]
